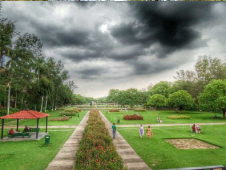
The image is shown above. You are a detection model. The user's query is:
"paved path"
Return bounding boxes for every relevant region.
[45,111,89,170]
[99,111,151,170]
[117,122,226,128]
[1,125,76,129]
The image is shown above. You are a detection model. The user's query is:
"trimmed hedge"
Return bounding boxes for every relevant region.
[167,115,190,119]
[60,112,77,116]
[123,114,143,120]
[109,109,120,112]
[49,117,70,121]
[134,109,146,112]
[75,109,125,170]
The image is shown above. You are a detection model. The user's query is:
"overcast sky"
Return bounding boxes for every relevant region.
[2,2,226,98]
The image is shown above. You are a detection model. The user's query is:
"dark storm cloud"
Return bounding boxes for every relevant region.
[75,67,109,79]
[3,2,223,79]
[110,3,213,59]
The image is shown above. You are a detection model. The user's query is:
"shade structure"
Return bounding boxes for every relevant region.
[1,110,50,119]
[1,110,50,139]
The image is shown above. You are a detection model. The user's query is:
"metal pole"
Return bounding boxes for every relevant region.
[1,119,4,139]
[46,117,48,133]
[36,118,39,139]
[17,119,19,131]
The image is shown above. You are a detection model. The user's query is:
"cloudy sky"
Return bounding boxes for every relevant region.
[2,2,226,98]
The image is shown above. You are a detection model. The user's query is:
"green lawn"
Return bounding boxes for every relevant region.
[118,125,226,169]
[103,110,226,125]
[0,129,74,170]
[2,110,87,126]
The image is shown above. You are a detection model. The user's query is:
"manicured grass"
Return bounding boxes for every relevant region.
[103,110,226,125]
[118,125,226,169]
[0,128,74,170]
[2,110,87,126]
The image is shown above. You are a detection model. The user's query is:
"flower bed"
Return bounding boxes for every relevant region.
[134,109,146,112]
[75,109,124,170]
[123,114,144,120]
[49,117,70,121]
[109,109,120,112]
[167,115,190,119]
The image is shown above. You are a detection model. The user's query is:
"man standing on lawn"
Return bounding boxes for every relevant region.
[112,123,116,139]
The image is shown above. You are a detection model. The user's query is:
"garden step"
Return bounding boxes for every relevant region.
[55,152,76,160]
[46,160,74,169]
[124,162,151,170]
[60,147,79,153]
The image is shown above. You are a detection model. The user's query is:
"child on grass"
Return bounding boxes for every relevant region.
[139,124,144,138]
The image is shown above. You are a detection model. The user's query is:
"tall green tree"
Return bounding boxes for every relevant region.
[148,94,166,109]
[198,80,226,118]
[168,90,194,111]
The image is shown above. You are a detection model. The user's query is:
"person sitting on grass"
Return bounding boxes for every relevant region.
[139,124,144,139]
[146,126,153,139]
[196,124,201,134]
[23,126,29,133]
[159,119,163,123]
[192,124,196,133]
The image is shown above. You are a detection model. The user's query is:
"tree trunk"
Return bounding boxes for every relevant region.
[7,84,11,115]
[223,109,226,118]
[52,101,54,111]
[40,96,44,112]
[45,96,48,112]
[15,92,17,108]
[34,104,36,111]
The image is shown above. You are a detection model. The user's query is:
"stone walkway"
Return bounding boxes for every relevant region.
[45,111,89,170]
[99,111,151,170]
[117,122,226,128]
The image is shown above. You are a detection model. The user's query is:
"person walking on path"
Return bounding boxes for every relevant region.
[146,126,153,139]
[139,124,144,139]
[112,123,116,139]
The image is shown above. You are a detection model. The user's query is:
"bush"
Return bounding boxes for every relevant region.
[167,115,190,119]
[49,117,70,121]
[75,109,124,170]
[109,109,120,112]
[60,112,77,116]
[134,109,146,112]
[123,114,144,120]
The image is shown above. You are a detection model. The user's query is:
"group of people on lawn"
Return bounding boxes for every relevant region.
[112,118,202,139]
[112,123,153,139]
[8,126,30,135]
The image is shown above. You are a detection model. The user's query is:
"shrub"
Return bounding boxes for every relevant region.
[49,117,70,121]
[123,114,144,120]
[167,115,190,119]
[75,109,124,170]
[60,112,77,116]
[134,109,146,112]
[109,109,120,112]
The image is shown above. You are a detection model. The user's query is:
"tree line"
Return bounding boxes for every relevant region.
[105,56,226,117]
[0,18,75,115]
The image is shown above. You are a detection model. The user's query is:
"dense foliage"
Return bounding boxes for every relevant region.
[0,18,75,114]
[75,109,124,170]
[147,94,166,108]
[168,90,194,111]
[109,109,120,112]
[198,79,226,118]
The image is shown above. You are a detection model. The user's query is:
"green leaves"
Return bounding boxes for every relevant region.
[148,94,166,108]
[168,90,194,110]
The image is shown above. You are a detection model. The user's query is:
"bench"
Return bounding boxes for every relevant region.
[29,128,40,133]
[8,132,31,138]
[161,165,226,170]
